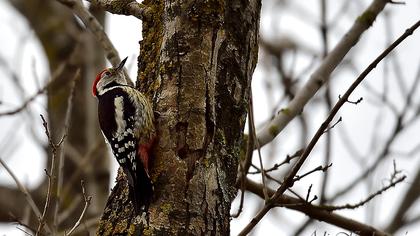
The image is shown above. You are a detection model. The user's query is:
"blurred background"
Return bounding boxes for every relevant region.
[0,0,419,235]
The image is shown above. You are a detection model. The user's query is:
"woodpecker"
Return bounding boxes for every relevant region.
[92,57,155,213]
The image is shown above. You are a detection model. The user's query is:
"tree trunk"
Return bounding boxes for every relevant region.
[97,0,261,235]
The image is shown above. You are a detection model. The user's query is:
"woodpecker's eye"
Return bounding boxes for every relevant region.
[104,71,111,76]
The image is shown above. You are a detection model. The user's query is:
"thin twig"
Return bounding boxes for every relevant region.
[232,111,256,217]
[36,114,66,235]
[65,180,92,236]
[305,184,318,203]
[35,168,53,236]
[388,1,405,4]
[37,70,78,235]
[330,83,420,201]
[54,69,79,230]
[231,154,247,218]
[256,0,391,147]
[293,163,332,182]
[318,175,406,211]
[15,226,33,236]
[10,213,37,235]
[385,162,420,233]
[323,117,342,133]
[0,157,51,234]
[245,178,390,236]
[248,88,269,201]
[248,149,303,174]
[238,17,420,236]
[338,95,363,105]
[0,63,65,117]
[319,1,332,225]
[86,0,146,20]
[55,0,132,84]
[58,195,82,224]
[61,139,102,204]
[59,216,99,235]
[293,12,420,209]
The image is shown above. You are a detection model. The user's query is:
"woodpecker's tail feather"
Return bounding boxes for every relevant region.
[130,167,153,214]
[123,167,153,214]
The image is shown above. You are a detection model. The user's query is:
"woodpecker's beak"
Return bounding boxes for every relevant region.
[116,57,128,71]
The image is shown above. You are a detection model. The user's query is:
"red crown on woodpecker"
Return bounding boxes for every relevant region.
[92,57,128,97]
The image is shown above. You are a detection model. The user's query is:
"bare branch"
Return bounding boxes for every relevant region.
[36,70,78,235]
[0,157,51,234]
[331,87,420,201]
[388,1,405,5]
[318,175,406,211]
[10,211,37,234]
[55,0,132,84]
[64,181,92,236]
[233,94,258,218]
[248,89,269,201]
[248,149,303,174]
[323,117,342,134]
[239,17,420,235]
[256,0,390,147]
[87,0,146,20]
[245,179,391,236]
[59,216,98,235]
[61,140,103,202]
[54,69,79,229]
[36,114,65,235]
[0,63,65,117]
[15,226,33,236]
[386,163,420,233]
[232,147,248,218]
[338,95,363,105]
[293,163,332,182]
[35,168,53,236]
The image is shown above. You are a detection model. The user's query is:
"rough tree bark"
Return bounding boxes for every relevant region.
[97,0,261,235]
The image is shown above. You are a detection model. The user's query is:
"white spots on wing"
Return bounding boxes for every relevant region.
[114,144,119,148]
[122,140,136,149]
[119,158,126,164]
[114,96,127,137]
[127,152,135,166]
[118,147,125,153]
[124,128,134,137]
[129,152,137,171]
